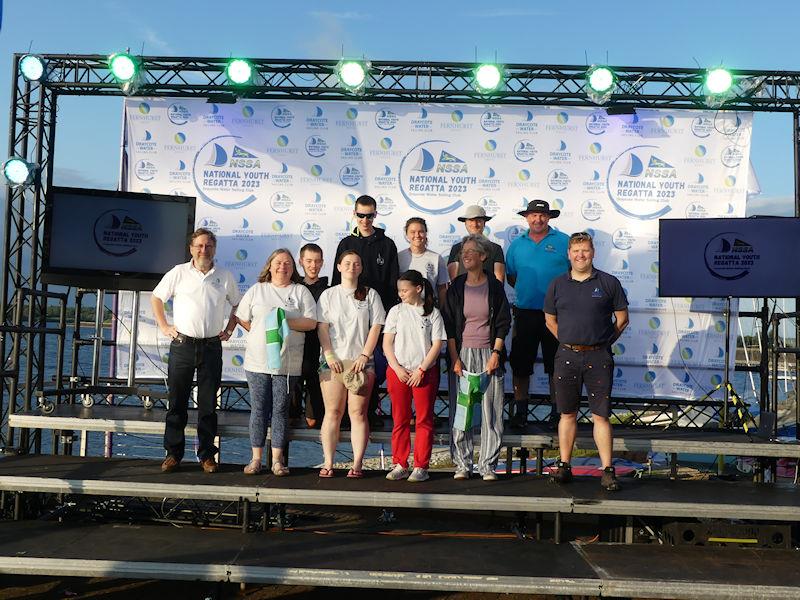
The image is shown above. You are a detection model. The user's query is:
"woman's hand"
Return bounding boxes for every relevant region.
[325,352,343,374]
[485,351,500,375]
[352,353,368,373]
[451,357,463,377]
[406,368,424,387]
[392,365,411,383]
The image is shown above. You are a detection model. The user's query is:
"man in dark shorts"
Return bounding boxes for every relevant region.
[543,232,629,491]
[505,200,569,429]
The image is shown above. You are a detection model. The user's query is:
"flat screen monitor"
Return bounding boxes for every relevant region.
[42,186,195,291]
[659,217,800,298]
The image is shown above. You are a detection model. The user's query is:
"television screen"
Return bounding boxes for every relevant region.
[42,187,195,291]
[659,217,800,298]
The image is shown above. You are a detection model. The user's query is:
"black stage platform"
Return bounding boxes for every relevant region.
[1,454,798,522]
[10,404,800,458]
[0,520,798,598]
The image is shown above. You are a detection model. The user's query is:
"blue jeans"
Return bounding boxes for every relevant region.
[245,371,297,449]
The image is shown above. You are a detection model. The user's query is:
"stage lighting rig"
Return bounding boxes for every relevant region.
[704,67,735,108]
[585,65,616,104]
[108,52,144,95]
[473,63,504,94]
[335,59,369,94]
[226,59,255,85]
[3,157,37,188]
[19,55,47,82]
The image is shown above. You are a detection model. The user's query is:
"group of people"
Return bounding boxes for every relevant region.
[152,193,629,490]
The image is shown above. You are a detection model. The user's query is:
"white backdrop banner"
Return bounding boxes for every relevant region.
[118,99,753,398]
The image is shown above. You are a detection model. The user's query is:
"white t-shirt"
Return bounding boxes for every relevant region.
[398,248,449,289]
[152,261,241,338]
[235,282,316,375]
[384,303,447,370]
[316,285,386,361]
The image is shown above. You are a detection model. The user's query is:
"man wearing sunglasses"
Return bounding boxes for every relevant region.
[544,231,629,491]
[332,194,399,428]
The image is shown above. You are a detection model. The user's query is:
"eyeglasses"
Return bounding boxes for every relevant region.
[355,212,376,220]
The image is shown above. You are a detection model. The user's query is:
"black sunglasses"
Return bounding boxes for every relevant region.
[355,212,376,219]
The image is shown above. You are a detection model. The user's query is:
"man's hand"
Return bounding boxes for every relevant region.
[160,324,179,340]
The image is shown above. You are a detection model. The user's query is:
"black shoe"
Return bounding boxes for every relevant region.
[551,460,573,484]
[600,466,620,491]
[509,412,527,430]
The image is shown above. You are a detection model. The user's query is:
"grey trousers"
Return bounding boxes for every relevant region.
[449,347,505,475]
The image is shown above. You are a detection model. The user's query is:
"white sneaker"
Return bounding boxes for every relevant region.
[453,470,470,480]
[385,464,409,481]
[407,467,429,482]
[482,471,498,481]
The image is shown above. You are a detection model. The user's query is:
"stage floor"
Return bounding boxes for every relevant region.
[0,454,798,521]
[0,520,797,598]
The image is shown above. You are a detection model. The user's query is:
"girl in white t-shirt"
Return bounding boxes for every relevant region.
[383,270,446,483]
[317,250,386,478]
[236,249,317,476]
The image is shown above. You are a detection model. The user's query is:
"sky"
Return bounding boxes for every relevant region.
[0,0,797,216]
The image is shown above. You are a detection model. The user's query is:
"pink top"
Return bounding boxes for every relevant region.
[462,280,490,349]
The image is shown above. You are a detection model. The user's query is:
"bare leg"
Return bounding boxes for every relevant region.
[558,412,578,464]
[271,447,285,467]
[320,376,347,470]
[348,372,375,471]
[250,447,263,464]
[592,415,614,468]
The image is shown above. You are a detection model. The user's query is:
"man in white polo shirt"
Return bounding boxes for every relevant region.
[151,228,240,474]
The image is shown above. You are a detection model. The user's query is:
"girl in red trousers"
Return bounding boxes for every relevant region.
[383,270,447,482]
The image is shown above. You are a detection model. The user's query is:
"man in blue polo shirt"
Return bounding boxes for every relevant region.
[505,199,569,430]
[544,231,628,491]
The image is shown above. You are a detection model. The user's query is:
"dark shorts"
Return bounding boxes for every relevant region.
[510,308,558,376]
[552,344,614,417]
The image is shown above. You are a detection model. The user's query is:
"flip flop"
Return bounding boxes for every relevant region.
[318,467,334,478]
[347,468,364,479]
[272,463,290,477]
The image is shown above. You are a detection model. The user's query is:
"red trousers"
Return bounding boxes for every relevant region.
[386,366,438,469]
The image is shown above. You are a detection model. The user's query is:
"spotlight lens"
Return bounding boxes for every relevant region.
[339,62,366,88]
[3,158,32,186]
[226,59,253,85]
[475,64,502,92]
[109,54,137,82]
[588,67,614,93]
[706,68,733,95]
[19,55,45,81]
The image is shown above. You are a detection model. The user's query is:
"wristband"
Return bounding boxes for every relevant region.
[360,353,370,360]
[225,330,234,336]
[324,351,337,360]
[491,348,501,355]
[417,366,426,374]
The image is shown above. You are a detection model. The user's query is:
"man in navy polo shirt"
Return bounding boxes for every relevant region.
[543,231,628,491]
[505,199,569,430]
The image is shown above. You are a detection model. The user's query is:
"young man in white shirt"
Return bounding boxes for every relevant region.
[151,228,240,474]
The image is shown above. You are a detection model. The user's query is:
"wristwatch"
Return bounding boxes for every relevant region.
[491,349,501,355]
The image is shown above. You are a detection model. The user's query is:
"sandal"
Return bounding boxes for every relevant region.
[318,467,335,478]
[271,462,290,477]
[243,460,262,475]
[347,468,364,479]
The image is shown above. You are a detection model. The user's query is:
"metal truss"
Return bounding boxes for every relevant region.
[4,52,800,447]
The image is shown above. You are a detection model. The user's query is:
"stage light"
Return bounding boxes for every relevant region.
[3,157,36,187]
[226,59,254,85]
[335,59,369,93]
[585,65,616,105]
[474,64,503,93]
[705,67,733,95]
[108,53,138,83]
[19,55,46,82]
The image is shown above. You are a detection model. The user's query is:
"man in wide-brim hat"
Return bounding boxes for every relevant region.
[505,199,569,430]
[446,204,505,282]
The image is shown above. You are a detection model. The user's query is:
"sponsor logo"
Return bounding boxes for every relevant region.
[203,103,224,125]
[306,105,328,130]
[269,192,292,214]
[410,107,432,131]
[375,108,398,130]
[515,110,538,134]
[715,112,742,135]
[134,129,157,154]
[340,136,363,160]
[167,103,191,125]
[721,145,744,167]
[271,105,294,128]
[547,169,570,191]
[611,228,634,250]
[514,139,538,162]
[377,195,396,215]
[134,159,157,181]
[703,232,761,280]
[606,145,682,220]
[580,200,604,221]
[549,140,571,162]
[586,110,610,135]
[545,110,578,132]
[300,220,322,242]
[691,115,714,138]
[192,135,267,209]
[305,135,328,158]
[339,164,363,187]
[398,140,475,214]
[440,109,473,130]
[480,110,503,132]
[196,217,221,233]
[93,210,148,257]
